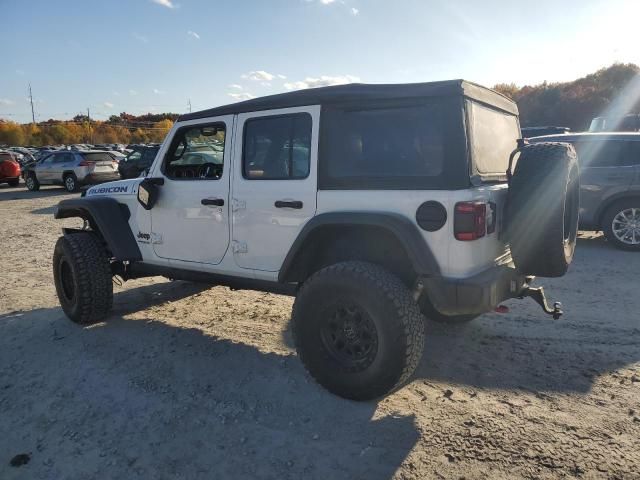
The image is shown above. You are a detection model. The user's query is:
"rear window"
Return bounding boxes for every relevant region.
[320,99,468,190]
[467,100,520,178]
[0,153,14,161]
[82,153,114,162]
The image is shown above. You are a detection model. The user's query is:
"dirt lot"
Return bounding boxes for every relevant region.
[1,184,639,480]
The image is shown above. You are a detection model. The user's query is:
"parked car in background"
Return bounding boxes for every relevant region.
[0,151,21,187]
[23,150,120,192]
[531,133,640,250]
[118,145,159,179]
[522,126,571,138]
[589,114,640,132]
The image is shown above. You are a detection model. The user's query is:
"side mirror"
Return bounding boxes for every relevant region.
[137,177,164,210]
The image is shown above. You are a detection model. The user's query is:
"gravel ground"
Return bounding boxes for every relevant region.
[1,184,639,480]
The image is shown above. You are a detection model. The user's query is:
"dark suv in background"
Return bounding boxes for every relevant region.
[118,145,159,179]
[532,133,640,250]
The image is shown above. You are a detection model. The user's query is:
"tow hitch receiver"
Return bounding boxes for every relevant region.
[519,286,563,320]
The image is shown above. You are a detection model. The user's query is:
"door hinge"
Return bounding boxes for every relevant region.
[232,241,248,254]
[231,198,246,211]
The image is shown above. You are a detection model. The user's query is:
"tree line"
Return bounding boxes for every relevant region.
[0,113,178,147]
[494,63,640,131]
[2,63,639,147]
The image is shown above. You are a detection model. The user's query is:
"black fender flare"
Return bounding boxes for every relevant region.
[278,212,441,283]
[54,197,142,261]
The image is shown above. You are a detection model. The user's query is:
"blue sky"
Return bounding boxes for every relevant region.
[1,0,637,123]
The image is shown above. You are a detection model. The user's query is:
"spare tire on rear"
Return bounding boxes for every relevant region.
[506,142,580,278]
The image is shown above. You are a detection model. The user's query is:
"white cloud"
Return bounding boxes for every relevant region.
[241,70,275,82]
[228,92,255,101]
[277,74,287,79]
[153,88,166,95]
[0,98,15,106]
[103,102,114,108]
[284,74,360,90]
[228,84,243,90]
[133,32,149,43]
[187,30,200,39]
[320,0,336,4]
[129,89,138,96]
[351,7,359,15]
[151,0,175,8]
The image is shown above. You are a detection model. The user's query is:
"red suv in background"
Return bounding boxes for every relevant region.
[0,151,21,187]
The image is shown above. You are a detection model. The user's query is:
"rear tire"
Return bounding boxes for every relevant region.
[506,142,580,277]
[64,173,79,193]
[25,173,39,191]
[53,233,113,324]
[292,261,425,401]
[602,200,640,251]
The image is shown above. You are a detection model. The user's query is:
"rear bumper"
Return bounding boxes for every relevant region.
[81,172,120,184]
[422,265,529,316]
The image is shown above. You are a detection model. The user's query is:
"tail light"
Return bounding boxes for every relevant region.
[78,160,95,167]
[454,202,487,241]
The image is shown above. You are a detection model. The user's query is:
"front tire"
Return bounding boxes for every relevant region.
[53,233,113,324]
[25,173,39,191]
[602,200,640,251]
[292,262,425,401]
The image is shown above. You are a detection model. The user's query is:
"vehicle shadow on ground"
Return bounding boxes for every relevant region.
[0,281,418,480]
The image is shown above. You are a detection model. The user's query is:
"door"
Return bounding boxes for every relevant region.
[51,152,76,182]
[149,117,233,265]
[231,106,319,272]
[35,153,58,182]
[573,140,634,224]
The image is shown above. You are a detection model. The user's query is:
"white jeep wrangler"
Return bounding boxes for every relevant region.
[53,80,580,400]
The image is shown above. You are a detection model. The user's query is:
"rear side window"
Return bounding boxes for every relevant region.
[467,101,520,177]
[0,153,13,161]
[82,153,114,162]
[573,141,639,167]
[320,100,467,190]
[243,113,312,180]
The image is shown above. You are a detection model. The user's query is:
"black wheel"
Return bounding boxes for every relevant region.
[602,200,640,251]
[64,173,79,192]
[8,178,19,187]
[292,261,425,401]
[506,142,580,277]
[53,233,113,324]
[25,173,39,191]
[419,296,477,325]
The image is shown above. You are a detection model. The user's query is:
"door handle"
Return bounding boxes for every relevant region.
[275,200,303,209]
[201,198,224,206]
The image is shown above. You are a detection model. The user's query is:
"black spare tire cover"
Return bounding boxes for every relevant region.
[506,142,580,278]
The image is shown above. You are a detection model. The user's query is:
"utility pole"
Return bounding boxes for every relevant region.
[87,108,92,144]
[28,83,36,124]
[187,99,192,113]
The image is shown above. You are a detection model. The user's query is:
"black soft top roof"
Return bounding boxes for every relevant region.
[179,79,518,121]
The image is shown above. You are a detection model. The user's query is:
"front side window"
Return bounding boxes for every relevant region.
[163,123,225,180]
[125,151,142,164]
[243,113,312,180]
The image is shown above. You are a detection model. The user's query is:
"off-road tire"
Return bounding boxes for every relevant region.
[292,261,425,401]
[53,233,113,324]
[63,173,78,193]
[7,178,19,187]
[419,296,477,325]
[25,173,39,191]
[602,199,640,251]
[506,142,580,277]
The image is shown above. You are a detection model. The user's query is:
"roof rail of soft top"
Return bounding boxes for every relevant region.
[179,79,518,121]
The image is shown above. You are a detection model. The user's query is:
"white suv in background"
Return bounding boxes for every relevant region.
[51,80,580,400]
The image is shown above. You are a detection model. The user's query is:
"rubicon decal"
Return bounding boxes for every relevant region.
[87,185,129,195]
